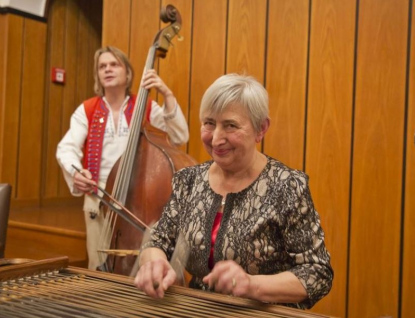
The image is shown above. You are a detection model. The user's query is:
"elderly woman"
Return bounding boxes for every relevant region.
[134,74,333,309]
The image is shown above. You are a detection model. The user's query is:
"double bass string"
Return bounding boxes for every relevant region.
[112,46,156,206]
[97,46,157,270]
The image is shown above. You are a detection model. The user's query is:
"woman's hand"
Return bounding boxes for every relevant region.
[134,249,177,299]
[204,261,309,303]
[73,169,96,193]
[202,260,252,297]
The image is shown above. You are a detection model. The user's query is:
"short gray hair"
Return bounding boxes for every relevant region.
[200,74,269,132]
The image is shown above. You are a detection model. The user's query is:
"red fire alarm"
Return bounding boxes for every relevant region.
[52,67,65,84]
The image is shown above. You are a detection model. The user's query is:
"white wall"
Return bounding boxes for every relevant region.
[0,0,47,17]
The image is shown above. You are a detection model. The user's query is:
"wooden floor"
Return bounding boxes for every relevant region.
[4,202,88,268]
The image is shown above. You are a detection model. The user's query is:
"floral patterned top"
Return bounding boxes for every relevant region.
[142,156,333,309]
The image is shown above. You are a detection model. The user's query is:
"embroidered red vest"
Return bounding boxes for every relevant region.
[83,95,152,184]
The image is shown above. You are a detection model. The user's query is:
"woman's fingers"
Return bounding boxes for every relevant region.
[202,260,250,297]
[134,259,176,299]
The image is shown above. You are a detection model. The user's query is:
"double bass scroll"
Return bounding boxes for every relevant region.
[99,4,197,276]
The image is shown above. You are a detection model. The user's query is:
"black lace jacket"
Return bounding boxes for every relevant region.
[142,156,333,309]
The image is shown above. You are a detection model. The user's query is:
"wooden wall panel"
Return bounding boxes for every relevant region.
[17,19,47,201]
[159,0,192,153]
[188,0,227,163]
[264,0,309,171]
[0,14,7,175]
[57,0,81,197]
[44,0,66,198]
[102,0,130,53]
[74,1,101,109]
[60,0,81,139]
[227,0,266,80]
[227,0,266,153]
[402,1,415,316]
[129,0,160,94]
[349,0,408,317]
[306,1,356,317]
[1,15,23,197]
[6,222,86,267]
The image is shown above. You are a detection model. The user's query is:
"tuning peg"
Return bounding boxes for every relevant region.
[172,24,184,42]
[163,34,175,47]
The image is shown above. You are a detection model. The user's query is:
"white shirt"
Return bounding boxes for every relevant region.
[56,96,189,195]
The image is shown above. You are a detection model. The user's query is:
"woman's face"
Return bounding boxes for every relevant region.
[201,103,263,172]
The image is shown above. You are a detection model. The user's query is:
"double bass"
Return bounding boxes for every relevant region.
[98,5,197,276]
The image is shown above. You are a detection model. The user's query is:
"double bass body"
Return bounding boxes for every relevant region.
[106,123,196,275]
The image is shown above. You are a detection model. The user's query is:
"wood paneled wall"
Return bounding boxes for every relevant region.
[350,1,408,317]
[402,3,415,318]
[0,0,414,317]
[0,0,102,207]
[0,13,47,206]
[43,0,102,201]
[102,1,414,318]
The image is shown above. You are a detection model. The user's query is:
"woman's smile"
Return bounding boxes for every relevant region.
[213,147,230,156]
